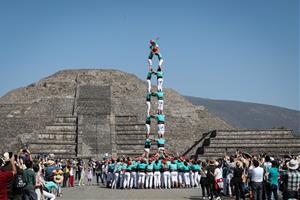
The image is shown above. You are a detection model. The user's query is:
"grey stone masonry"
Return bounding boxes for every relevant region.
[28,115,77,158]
[197,129,300,160]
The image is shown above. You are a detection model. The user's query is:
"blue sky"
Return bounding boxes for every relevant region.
[0,0,299,110]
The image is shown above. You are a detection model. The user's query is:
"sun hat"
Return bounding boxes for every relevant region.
[3,152,10,162]
[287,159,299,170]
[208,160,215,166]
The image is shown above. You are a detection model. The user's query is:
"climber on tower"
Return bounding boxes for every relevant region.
[148,38,163,70]
[142,134,152,159]
[146,69,153,93]
[146,92,155,116]
[152,90,164,114]
[145,115,152,137]
[151,113,165,137]
[152,67,164,92]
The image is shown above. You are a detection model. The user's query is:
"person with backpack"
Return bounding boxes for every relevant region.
[22,160,37,200]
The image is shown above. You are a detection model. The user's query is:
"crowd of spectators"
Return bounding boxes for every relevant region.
[0,149,299,200]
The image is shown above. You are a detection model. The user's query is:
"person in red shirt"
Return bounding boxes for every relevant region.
[0,154,16,200]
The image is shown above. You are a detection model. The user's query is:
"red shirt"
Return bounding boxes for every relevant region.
[0,170,13,200]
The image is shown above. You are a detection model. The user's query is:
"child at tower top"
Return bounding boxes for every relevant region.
[148,39,163,69]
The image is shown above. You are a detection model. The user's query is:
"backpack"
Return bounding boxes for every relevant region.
[14,171,26,190]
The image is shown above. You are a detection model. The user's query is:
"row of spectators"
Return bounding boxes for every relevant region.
[0,149,300,200]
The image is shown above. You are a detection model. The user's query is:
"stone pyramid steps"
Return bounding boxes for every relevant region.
[198,130,300,159]
[29,115,77,158]
[115,116,153,157]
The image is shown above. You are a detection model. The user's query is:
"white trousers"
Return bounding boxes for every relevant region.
[158,124,165,135]
[157,78,163,91]
[195,172,200,186]
[171,171,178,185]
[178,172,184,185]
[146,124,150,134]
[159,59,163,67]
[130,171,138,188]
[184,172,191,186]
[111,172,119,189]
[43,190,56,200]
[163,171,171,189]
[146,101,151,116]
[158,100,164,111]
[123,172,131,188]
[145,172,154,188]
[190,172,195,186]
[147,80,151,93]
[138,172,146,187]
[154,171,161,188]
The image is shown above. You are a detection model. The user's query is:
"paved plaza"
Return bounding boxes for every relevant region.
[60,185,203,200]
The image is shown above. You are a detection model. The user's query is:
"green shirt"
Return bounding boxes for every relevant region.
[23,168,36,190]
[156,91,164,100]
[156,71,163,79]
[268,167,279,185]
[138,163,147,170]
[145,139,151,148]
[170,163,178,171]
[157,138,165,145]
[153,162,162,170]
[146,93,152,102]
[146,116,151,124]
[147,163,154,171]
[156,114,165,122]
[147,71,152,79]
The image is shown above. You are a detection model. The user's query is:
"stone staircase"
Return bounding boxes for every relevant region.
[29,116,77,158]
[197,130,300,160]
[115,115,157,157]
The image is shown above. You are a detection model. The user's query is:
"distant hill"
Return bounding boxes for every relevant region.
[185,96,300,135]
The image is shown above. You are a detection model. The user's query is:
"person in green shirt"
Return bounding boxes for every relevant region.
[151,114,165,137]
[130,161,138,189]
[146,70,153,93]
[143,135,152,159]
[145,115,152,137]
[138,160,147,189]
[170,160,178,188]
[156,136,166,153]
[152,91,164,114]
[146,92,155,116]
[23,160,37,200]
[177,159,185,188]
[123,161,131,189]
[153,159,162,189]
[267,160,279,200]
[145,159,154,189]
[153,67,164,92]
[183,161,191,188]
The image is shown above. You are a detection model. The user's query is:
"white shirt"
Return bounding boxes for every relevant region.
[214,167,223,180]
[250,166,264,182]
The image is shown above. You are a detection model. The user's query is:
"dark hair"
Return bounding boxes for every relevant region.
[253,160,259,167]
[25,160,33,169]
[265,155,271,162]
[271,160,278,168]
[33,164,40,173]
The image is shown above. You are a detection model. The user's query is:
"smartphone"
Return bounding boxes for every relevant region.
[8,152,13,159]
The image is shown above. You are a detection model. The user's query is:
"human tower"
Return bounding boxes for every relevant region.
[143,38,165,158]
